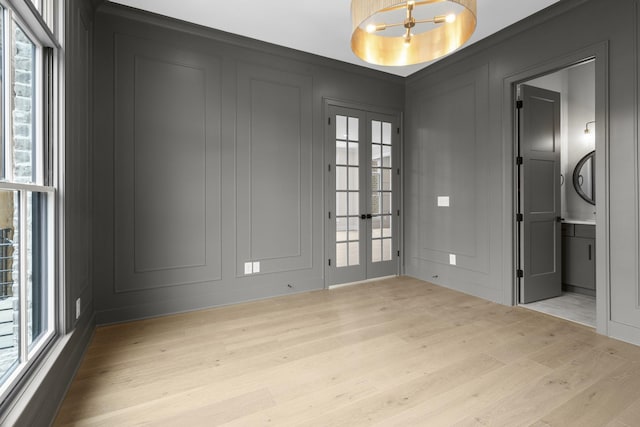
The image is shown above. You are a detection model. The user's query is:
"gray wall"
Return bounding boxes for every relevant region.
[404,0,640,344]
[92,4,405,324]
[566,62,596,221]
[405,62,493,299]
[66,0,94,330]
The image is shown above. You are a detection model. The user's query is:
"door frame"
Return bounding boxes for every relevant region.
[504,42,609,334]
[323,98,403,288]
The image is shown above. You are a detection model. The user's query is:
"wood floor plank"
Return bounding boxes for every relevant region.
[375,357,551,426]
[606,396,640,427]
[53,277,640,426]
[294,352,505,427]
[452,347,628,426]
[532,361,640,427]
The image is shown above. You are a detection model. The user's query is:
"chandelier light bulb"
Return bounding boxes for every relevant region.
[366,23,387,33]
[446,13,456,23]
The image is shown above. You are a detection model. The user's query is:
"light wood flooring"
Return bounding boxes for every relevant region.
[54,276,640,426]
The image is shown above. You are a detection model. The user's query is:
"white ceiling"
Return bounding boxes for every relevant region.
[108,0,562,77]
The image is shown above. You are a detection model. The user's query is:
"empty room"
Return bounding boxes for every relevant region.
[2,0,640,425]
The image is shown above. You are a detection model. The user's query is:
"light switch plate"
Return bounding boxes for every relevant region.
[449,254,457,265]
[252,261,260,273]
[244,262,253,275]
[437,196,450,207]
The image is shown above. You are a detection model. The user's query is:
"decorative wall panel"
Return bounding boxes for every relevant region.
[114,34,222,292]
[236,63,313,276]
[417,66,490,274]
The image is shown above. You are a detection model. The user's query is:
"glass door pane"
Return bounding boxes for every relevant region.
[335,114,360,267]
[370,120,393,263]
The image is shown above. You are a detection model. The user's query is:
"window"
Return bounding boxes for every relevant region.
[0,0,58,403]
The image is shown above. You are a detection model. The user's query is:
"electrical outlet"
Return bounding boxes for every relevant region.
[449,254,457,266]
[75,297,81,320]
[244,262,253,275]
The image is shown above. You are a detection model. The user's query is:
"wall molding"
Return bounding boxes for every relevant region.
[414,64,490,276]
[113,32,223,293]
[96,3,406,84]
[235,61,313,276]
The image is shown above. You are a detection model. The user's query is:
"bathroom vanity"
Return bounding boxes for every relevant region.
[561,220,595,296]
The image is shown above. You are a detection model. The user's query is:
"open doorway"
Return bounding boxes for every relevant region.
[516,59,596,328]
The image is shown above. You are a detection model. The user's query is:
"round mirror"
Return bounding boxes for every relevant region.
[573,150,595,205]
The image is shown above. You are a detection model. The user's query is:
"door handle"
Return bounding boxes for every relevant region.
[360,214,373,219]
[367,214,372,219]
[588,244,592,261]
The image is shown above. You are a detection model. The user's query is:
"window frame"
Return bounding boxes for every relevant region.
[0,0,60,406]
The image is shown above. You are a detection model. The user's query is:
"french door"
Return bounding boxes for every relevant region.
[326,104,400,285]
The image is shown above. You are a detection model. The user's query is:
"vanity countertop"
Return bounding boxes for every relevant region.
[562,218,596,226]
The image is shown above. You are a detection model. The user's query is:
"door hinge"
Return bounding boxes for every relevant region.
[397,209,400,216]
[328,259,331,266]
[328,164,331,172]
[516,156,523,165]
[517,269,524,278]
[516,213,523,222]
[328,211,331,219]
[328,117,331,125]
[516,100,523,109]
[397,250,400,257]
[397,127,400,134]
[397,168,400,175]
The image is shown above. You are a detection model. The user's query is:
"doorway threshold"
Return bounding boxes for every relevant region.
[328,275,397,290]
[520,292,595,328]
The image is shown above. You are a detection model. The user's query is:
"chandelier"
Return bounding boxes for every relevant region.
[351,0,477,66]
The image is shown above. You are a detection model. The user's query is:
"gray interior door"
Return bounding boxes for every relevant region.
[326,105,399,286]
[327,106,367,285]
[518,84,562,303]
[365,112,399,279]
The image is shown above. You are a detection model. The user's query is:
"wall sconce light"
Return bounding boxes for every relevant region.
[584,121,596,134]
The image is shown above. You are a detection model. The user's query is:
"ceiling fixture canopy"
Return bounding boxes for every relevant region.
[351,0,477,66]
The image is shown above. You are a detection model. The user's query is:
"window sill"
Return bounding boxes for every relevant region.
[0,310,94,426]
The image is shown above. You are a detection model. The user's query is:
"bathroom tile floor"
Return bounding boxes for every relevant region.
[521,292,596,328]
